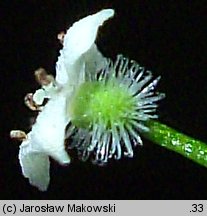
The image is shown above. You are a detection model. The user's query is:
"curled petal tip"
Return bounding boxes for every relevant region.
[99,9,115,18]
[51,149,71,165]
[56,8,115,85]
[19,143,50,192]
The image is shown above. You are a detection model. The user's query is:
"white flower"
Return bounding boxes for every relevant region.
[19,9,115,191]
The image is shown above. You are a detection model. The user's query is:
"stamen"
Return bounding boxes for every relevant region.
[34,68,54,86]
[111,126,122,159]
[57,31,65,45]
[10,130,27,141]
[119,124,133,157]
[125,124,143,146]
[130,120,150,132]
[88,124,99,151]
[137,76,161,97]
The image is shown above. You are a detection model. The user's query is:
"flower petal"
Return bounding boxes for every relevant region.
[19,137,50,191]
[56,9,114,85]
[19,94,70,190]
[31,94,71,164]
[83,44,108,79]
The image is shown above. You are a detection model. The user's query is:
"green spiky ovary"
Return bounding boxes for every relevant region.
[70,79,136,129]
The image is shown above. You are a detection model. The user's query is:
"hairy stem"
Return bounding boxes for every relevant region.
[143,120,207,168]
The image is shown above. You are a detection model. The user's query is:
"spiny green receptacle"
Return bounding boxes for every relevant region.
[70,80,136,129]
[67,55,164,162]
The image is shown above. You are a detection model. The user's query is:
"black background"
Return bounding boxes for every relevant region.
[1,0,207,199]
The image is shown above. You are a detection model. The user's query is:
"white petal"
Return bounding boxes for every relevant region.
[83,44,108,78]
[56,9,114,85]
[63,9,114,62]
[31,94,71,164]
[19,137,50,191]
[18,94,70,190]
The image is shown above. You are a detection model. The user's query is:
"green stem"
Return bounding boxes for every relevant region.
[143,120,207,168]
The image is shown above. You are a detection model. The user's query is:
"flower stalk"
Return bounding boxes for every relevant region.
[143,120,207,168]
